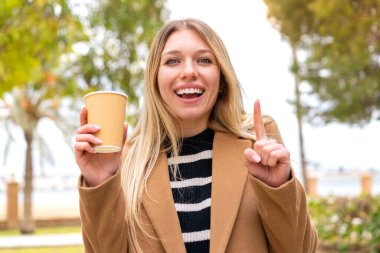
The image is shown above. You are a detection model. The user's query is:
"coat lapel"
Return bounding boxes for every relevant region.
[142,152,186,253]
[210,131,251,253]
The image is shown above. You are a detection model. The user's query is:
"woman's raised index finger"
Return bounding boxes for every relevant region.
[254,99,266,140]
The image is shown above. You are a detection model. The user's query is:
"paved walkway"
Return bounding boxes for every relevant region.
[0,233,83,248]
[0,204,80,221]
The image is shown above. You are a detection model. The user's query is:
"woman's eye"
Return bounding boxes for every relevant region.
[165,58,179,65]
[198,58,212,64]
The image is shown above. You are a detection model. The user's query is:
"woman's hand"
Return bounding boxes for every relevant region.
[74,107,127,187]
[244,100,291,188]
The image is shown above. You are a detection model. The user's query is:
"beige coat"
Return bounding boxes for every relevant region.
[78,118,318,253]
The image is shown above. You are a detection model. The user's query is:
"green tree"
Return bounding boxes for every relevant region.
[303,0,380,125]
[263,0,315,192]
[73,0,167,124]
[0,0,167,234]
[0,0,86,233]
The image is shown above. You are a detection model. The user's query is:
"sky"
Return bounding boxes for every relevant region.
[0,0,379,182]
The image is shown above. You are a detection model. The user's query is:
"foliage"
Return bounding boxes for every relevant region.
[264,0,315,47]
[308,194,380,252]
[264,0,380,126]
[302,0,380,125]
[0,0,87,138]
[72,0,168,124]
[0,0,86,97]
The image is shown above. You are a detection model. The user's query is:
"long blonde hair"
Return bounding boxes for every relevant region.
[121,18,255,253]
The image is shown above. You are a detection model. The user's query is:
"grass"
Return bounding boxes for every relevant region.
[0,246,83,253]
[0,226,83,252]
[0,226,81,237]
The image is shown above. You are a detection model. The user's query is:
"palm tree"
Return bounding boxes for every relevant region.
[0,0,86,233]
[2,85,78,233]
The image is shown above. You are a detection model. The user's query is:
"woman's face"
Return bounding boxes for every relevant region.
[157,29,220,136]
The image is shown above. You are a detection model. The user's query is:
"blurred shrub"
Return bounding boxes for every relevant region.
[308,194,380,253]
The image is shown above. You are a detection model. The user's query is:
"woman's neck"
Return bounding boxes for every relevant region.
[179,121,209,138]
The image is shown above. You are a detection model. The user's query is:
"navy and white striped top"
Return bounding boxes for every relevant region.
[168,128,214,253]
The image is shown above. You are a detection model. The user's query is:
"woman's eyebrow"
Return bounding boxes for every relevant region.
[161,49,180,56]
[197,49,213,54]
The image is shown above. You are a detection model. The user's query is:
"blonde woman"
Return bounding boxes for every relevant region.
[75,18,318,253]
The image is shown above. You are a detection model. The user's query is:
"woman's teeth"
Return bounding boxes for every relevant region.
[176,88,204,96]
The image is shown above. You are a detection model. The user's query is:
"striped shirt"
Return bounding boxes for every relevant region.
[168,128,214,253]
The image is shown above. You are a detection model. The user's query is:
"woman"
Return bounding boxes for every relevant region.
[75,18,318,253]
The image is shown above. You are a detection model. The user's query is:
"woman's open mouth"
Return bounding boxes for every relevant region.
[175,88,204,99]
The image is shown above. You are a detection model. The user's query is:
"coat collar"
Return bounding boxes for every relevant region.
[142,131,251,253]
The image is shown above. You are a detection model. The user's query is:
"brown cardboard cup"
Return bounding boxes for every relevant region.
[84,91,127,153]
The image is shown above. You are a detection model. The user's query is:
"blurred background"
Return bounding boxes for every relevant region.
[0,0,379,252]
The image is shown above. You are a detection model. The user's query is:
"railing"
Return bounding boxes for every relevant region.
[4,175,79,229]
[307,172,375,197]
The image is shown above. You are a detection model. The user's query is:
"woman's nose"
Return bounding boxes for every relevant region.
[179,60,198,80]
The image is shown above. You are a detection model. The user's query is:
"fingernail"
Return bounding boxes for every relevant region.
[252,155,261,163]
[95,138,102,144]
[93,125,101,130]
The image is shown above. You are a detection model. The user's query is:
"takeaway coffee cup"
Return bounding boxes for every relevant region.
[84,91,127,153]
